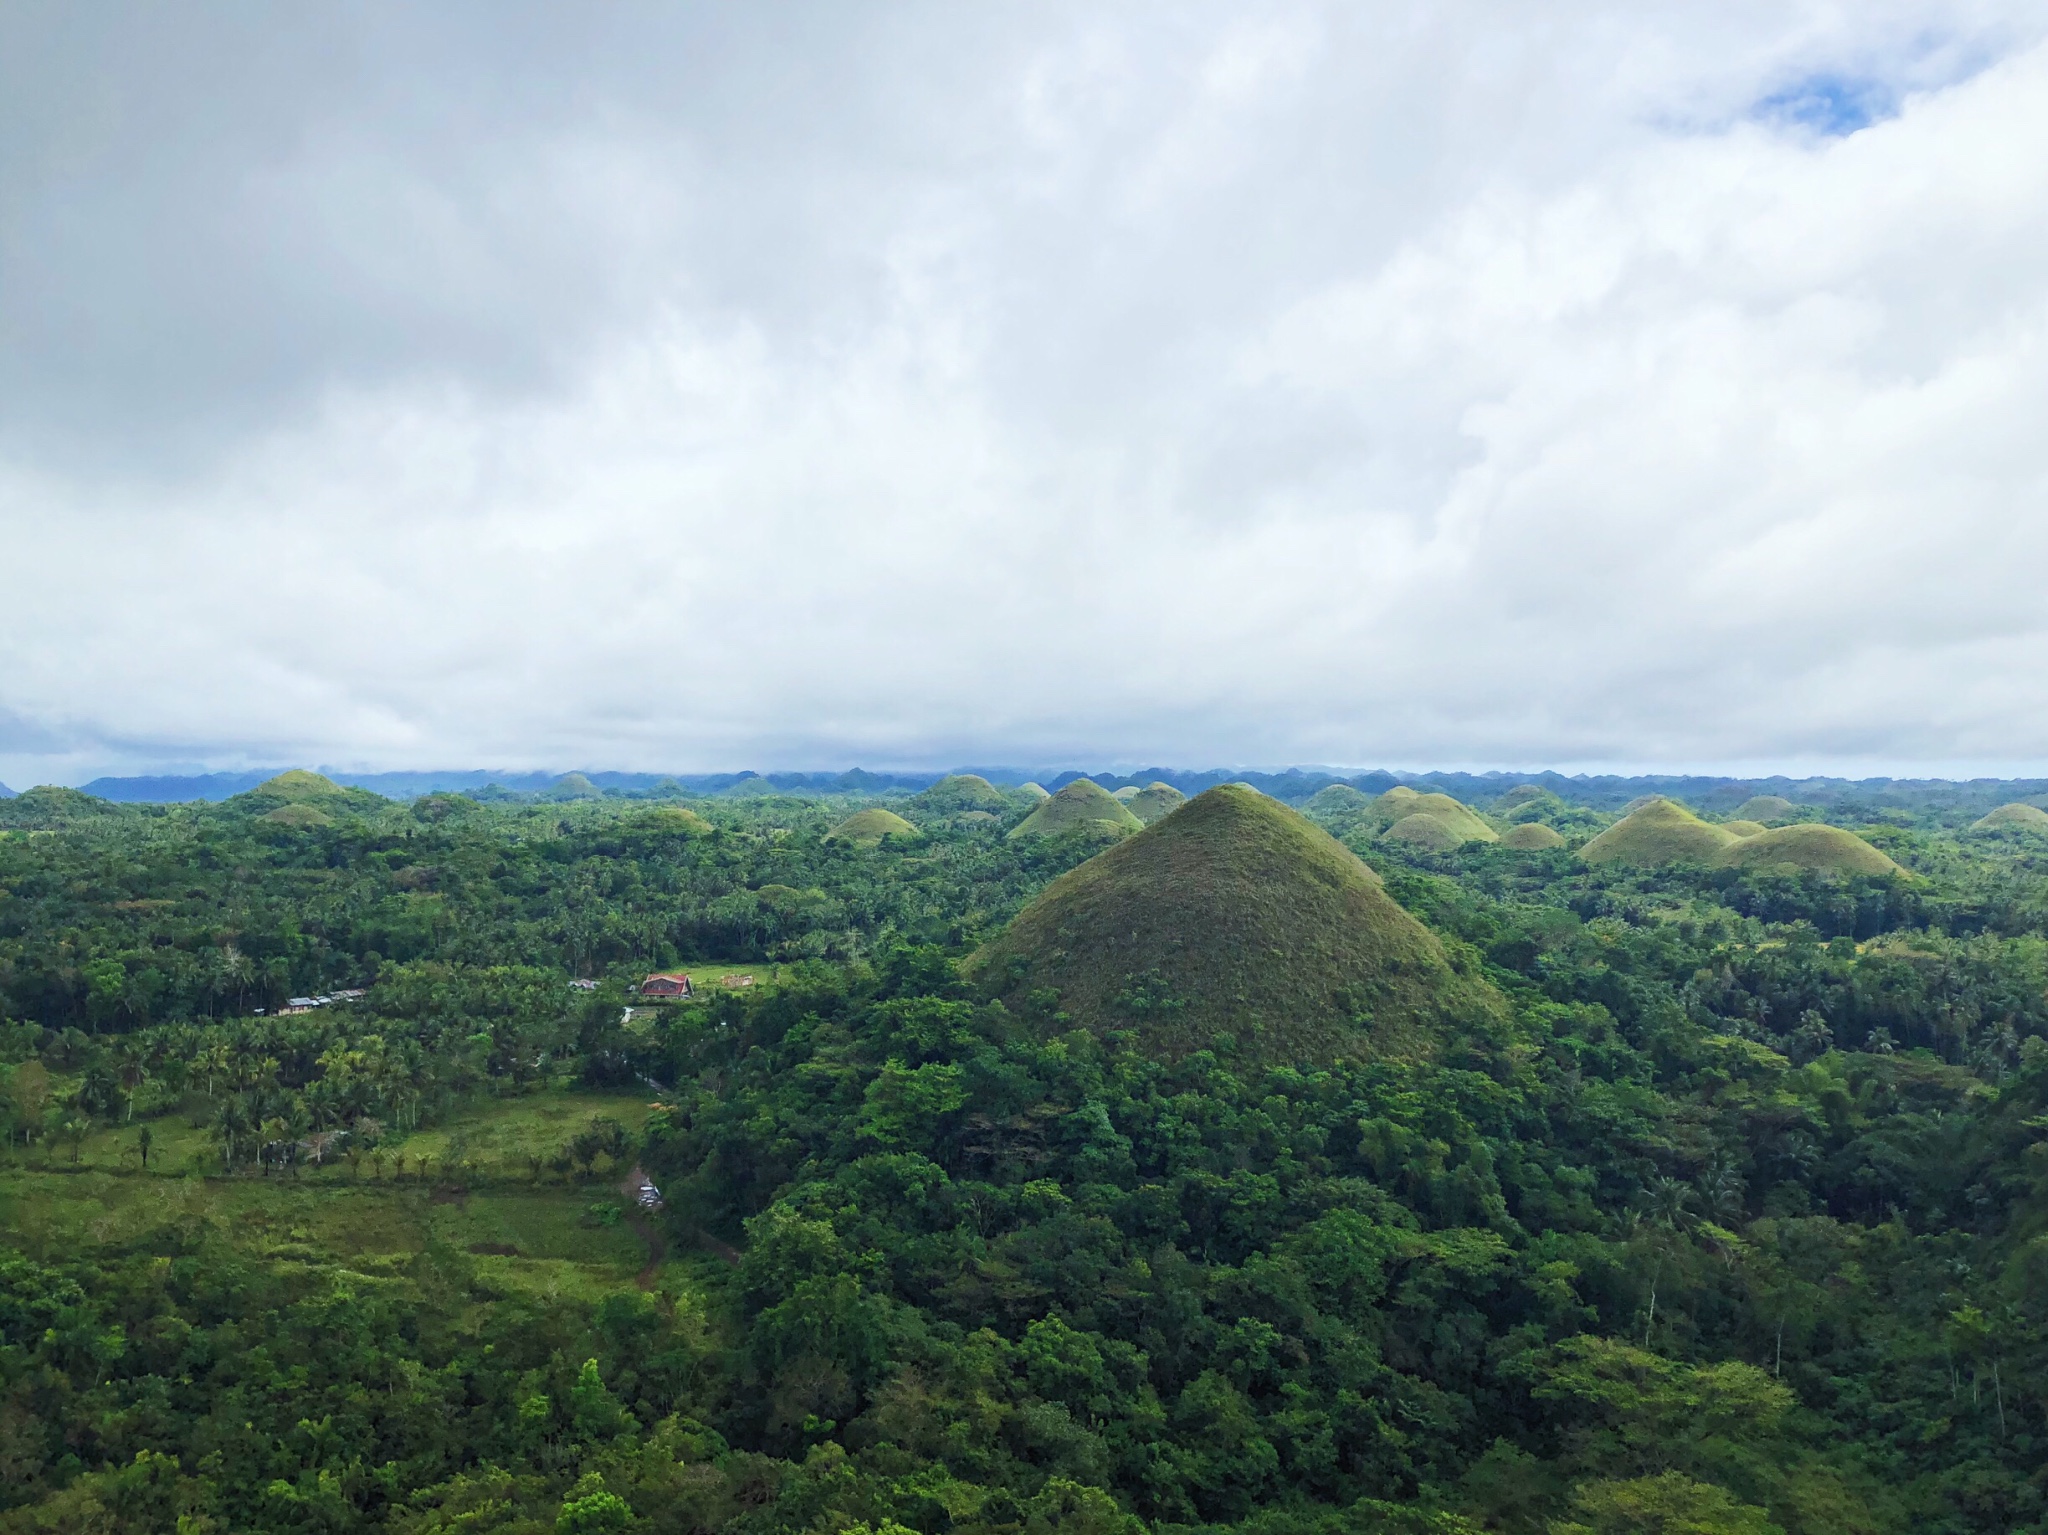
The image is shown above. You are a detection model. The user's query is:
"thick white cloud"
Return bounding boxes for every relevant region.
[4,0,2048,782]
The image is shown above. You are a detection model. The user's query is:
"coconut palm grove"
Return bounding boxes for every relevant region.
[6,766,2048,1535]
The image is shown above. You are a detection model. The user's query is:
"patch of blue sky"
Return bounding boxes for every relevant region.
[1753,73,1898,136]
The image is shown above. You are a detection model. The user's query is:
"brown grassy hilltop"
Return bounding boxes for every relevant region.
[966,785,1506,1066]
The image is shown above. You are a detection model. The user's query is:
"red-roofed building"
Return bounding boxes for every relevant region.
[639,973,693,999]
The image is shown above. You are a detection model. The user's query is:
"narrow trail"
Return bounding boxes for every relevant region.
[619,1166,665,1289]
[617,1165,740,1285]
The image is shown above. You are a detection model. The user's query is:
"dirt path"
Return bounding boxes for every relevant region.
[616,1165,740,1283]
[619,1166,665,1289]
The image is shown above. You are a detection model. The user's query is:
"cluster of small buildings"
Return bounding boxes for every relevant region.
[563,972,759,1000]
[263,988,366,1017]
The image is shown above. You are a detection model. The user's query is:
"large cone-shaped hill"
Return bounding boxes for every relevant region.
[1713,824,1903,876]
[1007,779,1144,839]
[1500,822,1566,851]
[967,786,1506,1064]
[1974,803,2048,833]
[1579,798,1736,866]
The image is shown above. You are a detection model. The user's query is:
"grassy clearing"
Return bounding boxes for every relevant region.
[0,1166,646,1272]
[0,1087,695,1297]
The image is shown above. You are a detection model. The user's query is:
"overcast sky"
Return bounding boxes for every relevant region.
[5,1,2048,785]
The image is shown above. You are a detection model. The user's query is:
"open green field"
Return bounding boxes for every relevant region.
[0,1087,700,1302]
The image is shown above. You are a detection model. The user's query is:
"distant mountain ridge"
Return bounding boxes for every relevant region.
[51,765,2048,810]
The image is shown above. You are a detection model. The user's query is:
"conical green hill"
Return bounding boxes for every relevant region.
[967,786,1505,1065]
[1382,813,1463,851]
[1372,790,1496,844]
[827,808,920,848]
[721,774,779,798]
[1305,784,1374,817]
[547,772,604,800]
[1712,825,1902,876]
[1973,803,2048,833]
[1127,782,1187,824]
[1017,782,1051,802]
[1722,820,1767,838]
[1579,799,1736,866]
[1112,786,1142,802]
[257,770,344,800]
[1732,795,1796,823]
[1494,784,1552,811]
[909,774,1011,817]
[1007,779,1144,839]
[1500,822,1565,851]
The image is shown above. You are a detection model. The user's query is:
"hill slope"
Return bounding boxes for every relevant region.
[1382,813,1465,851]
[1500,822,1566,850]
[1712,824,1903,876]
[1579,798,1736,866]
[967,785,1506,1064]
[1007,779,1144,839]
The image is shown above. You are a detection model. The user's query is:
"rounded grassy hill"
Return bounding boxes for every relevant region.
[1007,779,1144,839]
[257,770,345,800]
[1017,782,1051,802]
[966,785,1506,1065]
[826,808,921,848]
[1712,824,1903,876]
[1371,789,1497,844]
[910,775,1012,817]
[1493,785,1553,811]
[1500,822,1566,851]
[1732,795,1797,823]
[1126,782,1187,824]
[1973,803,2048,833]
[1579,799,1736,867]
[1721,819,1767,838]
[1304,784,1375,817]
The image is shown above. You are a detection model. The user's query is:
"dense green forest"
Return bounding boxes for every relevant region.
[4,770,2048,1534]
